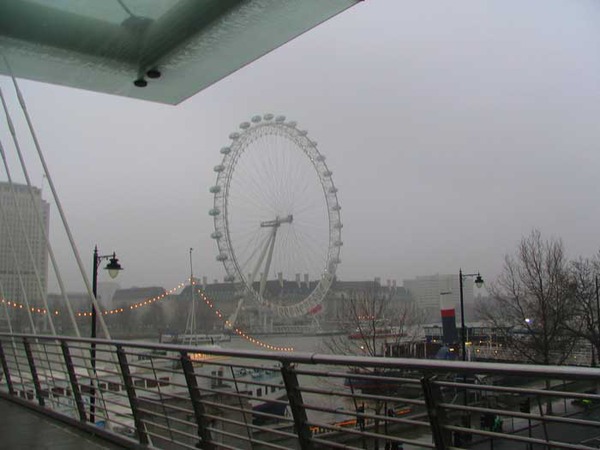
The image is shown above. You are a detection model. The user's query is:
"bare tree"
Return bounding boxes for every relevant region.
[324,289,424,357]
[568,256,600,366]
[323,288,424,448]
[480,230,578,366]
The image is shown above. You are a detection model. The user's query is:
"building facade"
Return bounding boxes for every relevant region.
[0,182,50,309]
[403,274,474,322]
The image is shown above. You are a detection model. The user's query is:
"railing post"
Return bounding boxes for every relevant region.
[180,351,214,450]
[116,345,149,445]
[0,339,15,396]
[23,337,44,407]
[280,362,313,450]
[60,340,87,422]
[421,375,451,450]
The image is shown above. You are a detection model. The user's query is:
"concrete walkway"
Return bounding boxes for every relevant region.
[0,398,126,450]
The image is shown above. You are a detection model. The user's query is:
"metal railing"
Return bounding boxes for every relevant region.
[0,332,599,450]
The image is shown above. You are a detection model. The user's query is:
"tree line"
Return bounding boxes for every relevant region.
[479,229,600,367]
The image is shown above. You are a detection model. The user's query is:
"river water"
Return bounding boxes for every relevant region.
[218,334,328,353]
[217,334,431,449]
[140,333,431,449]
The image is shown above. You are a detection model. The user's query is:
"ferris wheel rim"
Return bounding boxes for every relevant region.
[210,114,342,318]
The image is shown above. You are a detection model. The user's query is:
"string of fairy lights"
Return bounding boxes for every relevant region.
[0,282,187,317]
[193,284,293,352]
[0,279,294,352]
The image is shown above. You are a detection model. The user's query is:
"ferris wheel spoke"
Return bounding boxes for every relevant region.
[237,231,269,273]
[289,226,328,271]
[232,166,280,214]
[285,232,319,276]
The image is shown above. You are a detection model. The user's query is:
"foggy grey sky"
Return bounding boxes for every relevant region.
[1,0,600,294]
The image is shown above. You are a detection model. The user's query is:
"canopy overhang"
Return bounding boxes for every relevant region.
[0,0,361,104]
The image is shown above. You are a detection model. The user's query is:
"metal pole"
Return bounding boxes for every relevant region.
[459,269,471,442]
[459,270,466,362]
[596,276,600,365]
[90,245,99,423]
[92,246,99,341]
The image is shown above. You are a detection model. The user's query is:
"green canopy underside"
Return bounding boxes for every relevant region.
[0,0,360,104]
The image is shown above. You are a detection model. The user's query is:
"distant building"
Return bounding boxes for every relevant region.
[47,292,91,312]
[403,274,474,322]
[0,182,50,311]
[112,286,167,309]
[191,277,412,331]
[97,282,120,309]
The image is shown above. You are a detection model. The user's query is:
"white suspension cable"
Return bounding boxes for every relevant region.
[1,61,119,428]
[0,278,15,334]
[2,57,111,338]
[0,278,27,395]
[0,178,61,399]
[0,87,79,337]
[0,138,56,335]
[0,195,37,333]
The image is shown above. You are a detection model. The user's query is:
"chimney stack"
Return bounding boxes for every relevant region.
[440,291,458,346]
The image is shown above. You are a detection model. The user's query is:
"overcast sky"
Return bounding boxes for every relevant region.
[1,0,600,294]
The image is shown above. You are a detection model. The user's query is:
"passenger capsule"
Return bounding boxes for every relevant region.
[209,185,221,193]
[275,115,286,123]
[251,115,262,123]
[239,122,250,129]
[216,253,228,262]
[220,147,231,155]
[209,208,221,216]
[328,187,338,194]
[214,165,225,172]
[211,231,223,239]
[229,132,240,140]
[263,113,274,121]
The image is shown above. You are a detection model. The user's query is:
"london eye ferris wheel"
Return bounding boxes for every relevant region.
[209,114,342,319]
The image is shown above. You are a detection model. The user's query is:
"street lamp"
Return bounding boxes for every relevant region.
[91,247,123,342]
[90,246,123,423]
[459,270,484,362]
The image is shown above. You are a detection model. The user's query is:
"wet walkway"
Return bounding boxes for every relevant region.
[0,398,126,450]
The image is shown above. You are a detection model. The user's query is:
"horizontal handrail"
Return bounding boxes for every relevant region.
[0,332,599,450]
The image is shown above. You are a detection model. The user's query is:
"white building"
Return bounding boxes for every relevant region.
[403,274,474,322]
[0,182,50,314]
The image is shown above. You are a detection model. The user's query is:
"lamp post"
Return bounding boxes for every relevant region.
[459,269,484,362]
[90,246,122,423]
[456,269,483,446]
